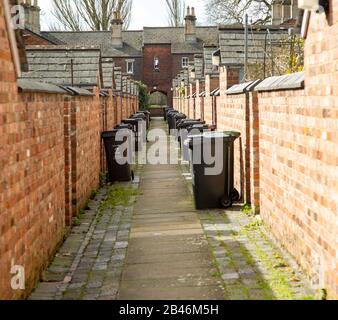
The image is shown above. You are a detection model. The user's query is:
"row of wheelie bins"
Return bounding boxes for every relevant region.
[102,110,150,183]
[165,107,241,209]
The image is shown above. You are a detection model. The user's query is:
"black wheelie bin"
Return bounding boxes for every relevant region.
[188,131,241,209]
[102,128,133,183]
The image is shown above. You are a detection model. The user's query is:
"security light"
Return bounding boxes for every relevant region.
[190,69,196,80]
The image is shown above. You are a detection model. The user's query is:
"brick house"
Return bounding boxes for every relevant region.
[21,4,219,107]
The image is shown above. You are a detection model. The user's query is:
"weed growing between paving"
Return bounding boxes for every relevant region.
[99,184,138,213]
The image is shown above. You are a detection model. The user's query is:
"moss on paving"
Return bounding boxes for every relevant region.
[202,211,316,300]
[99,184,138,213]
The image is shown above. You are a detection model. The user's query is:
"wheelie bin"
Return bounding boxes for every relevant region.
[181,123,209,161]
[102,129,133,183]
[122,118,143,152]
[164,107,173,121]
[188,131,241,209]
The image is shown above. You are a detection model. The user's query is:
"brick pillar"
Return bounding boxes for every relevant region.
[184,85,189,116]
[249,91,260,213]
[63,96,73,226]
[204,75,219,126]
[116,93,122,124]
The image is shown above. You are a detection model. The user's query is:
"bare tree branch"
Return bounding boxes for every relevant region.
[165,0,185,27]
[204,0,272,25]
[50,0,133,31]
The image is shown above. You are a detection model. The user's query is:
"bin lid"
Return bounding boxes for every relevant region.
[122,119,139,126]
[178,121,205,129]
[115,124,132,130]
[102,130,119,139]
[187,131,241,147]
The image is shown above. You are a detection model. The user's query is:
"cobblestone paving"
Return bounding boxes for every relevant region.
[29,119,317,300]
[181,167,317,300]
[29,184,138,300]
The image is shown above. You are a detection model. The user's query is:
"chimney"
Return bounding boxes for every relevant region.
[22,0,41,34]
[111,11,123,48]
[185,6,197,43]
[271,0,283,25]
[282,0,291,22]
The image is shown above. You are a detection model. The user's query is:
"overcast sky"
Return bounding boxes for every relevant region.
[39,0,209,31]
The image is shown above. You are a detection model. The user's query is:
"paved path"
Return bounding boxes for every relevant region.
[118,121,224,300]
[29,119,316,301]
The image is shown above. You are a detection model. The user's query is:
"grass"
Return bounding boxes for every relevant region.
[241,203,253,216]
[99,183,138,213]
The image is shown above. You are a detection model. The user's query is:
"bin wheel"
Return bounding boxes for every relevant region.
[231,189,240,202]
[220,197,233,208]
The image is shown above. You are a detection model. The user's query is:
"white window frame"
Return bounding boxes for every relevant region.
[126,60,134,74]
[182,57,189,68]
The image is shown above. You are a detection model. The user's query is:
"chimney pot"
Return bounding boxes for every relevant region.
[185,5,197,43]
[111,11,123,48]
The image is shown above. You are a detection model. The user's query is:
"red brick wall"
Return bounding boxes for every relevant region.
[195,80,205,120]
[172,54,194,79]
[256,8,338,298]
[218,92,251,204]
[143,44,172,105]
[0,8,65,300]
[204,75,219,126]
[112,57,143,82]
[1,8,139,299]
[70,93,101,216]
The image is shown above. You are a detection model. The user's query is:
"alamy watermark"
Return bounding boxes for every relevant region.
[10,265,25,291]
[110,122,230,176]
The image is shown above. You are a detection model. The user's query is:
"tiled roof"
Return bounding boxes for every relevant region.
[41,31,144,57]
[218,26,289,66]
[102,57,115,88]
[203,45,218,75]
[41,26,219,57]
[21,46,102,87]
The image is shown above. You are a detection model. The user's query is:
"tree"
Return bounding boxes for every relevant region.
[50,0,133,31]
[165,0,185,27]
[204,0,271,25]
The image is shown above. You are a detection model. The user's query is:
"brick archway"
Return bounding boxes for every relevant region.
[148,90,168,106]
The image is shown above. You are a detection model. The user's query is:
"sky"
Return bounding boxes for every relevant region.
[39,0,209,31]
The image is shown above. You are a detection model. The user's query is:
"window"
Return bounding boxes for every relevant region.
[182,57,189,68]
[126,61,134,74]
[154,56,160,71]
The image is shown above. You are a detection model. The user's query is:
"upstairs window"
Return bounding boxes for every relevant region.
[182,57,189,68]
[126,61,134,74]
[154,57,160,71]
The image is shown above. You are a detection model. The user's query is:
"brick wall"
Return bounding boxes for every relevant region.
[112,57,143,82]
[256,7,338,298]
[143,44,173,105]
[195,80,205,120]
[174,8,338,298]
[0,4,140,297]
[0,6,64,300]
[204,75,219,126]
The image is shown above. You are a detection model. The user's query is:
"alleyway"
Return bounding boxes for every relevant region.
[29,119,316,301]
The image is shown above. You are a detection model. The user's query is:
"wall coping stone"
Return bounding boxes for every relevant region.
[61,86,95,96]
[226,80,262,95]
[255,72,305,92]
[18,79,67,94]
